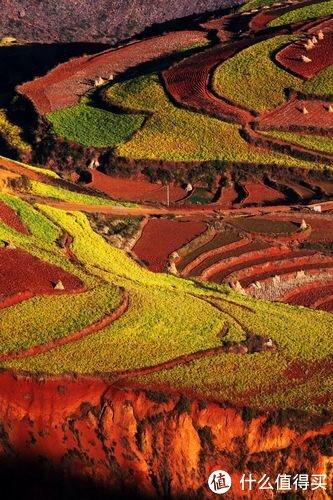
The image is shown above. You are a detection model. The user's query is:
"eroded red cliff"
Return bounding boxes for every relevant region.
[0,371,331,498]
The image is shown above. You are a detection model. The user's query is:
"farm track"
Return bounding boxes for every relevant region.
[0,290,129,362]
[111,295,270,383]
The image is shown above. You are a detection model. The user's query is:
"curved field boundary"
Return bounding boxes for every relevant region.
[18,31,208,114]
[281,280,333,303]
[313,293,333,309]
[245,225,311,244]
[249,0,327,31]
[256,97,333,135]
[234,251,319,286]
[180,237,251,276]
[0,291,34,310]
[0,290,129,362]
[163,38,258,125]
[201,245,286,280]
[240,181,287,206]
[112,344,229,381]
[245,123,333,164]
[0,201,29,235]
[249,264,333,290]
[275,18,333,80]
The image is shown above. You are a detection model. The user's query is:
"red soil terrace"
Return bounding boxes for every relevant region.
[18,31,208,114]
[0,201,29,234]
[276,19,333,80]
[0,248,84,299]
[264,214,333,243]
[258,97,333,131]
[241,181,287,206]
[163,39,256,125]
[216,183,239,207]
[89,170,186,203]
[283,281,333,308]
[133,218,206,272]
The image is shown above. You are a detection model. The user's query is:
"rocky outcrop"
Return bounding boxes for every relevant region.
[0,0,244,44]
[0,371,331,498]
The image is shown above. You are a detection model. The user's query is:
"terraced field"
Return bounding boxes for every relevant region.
[0,1,332,494]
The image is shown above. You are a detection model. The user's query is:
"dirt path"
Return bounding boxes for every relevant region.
[0,290,129,362]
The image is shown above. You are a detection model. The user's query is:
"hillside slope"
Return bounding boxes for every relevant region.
[0,0,243,43]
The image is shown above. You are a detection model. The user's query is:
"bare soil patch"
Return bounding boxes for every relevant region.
[89,170,185,204]
[0,201,29,235]
[133,218,206,271]
[0,248,84,299]
[19,31,207,114]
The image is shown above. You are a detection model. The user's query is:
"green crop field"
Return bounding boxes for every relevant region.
[270,0,333,27]
[105,73,316,169]
[262,130,333,155]
[0,285,121,354]
[239,0,277,12]
[213,35,302,112]
[47,97,145,147]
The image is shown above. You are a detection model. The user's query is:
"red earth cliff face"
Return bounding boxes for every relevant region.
[0,371,331,498]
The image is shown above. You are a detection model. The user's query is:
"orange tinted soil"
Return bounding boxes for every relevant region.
[284,281,333,307]
[163,39,255,125]
[89,170,186,203]
[216,183,239,207]
[19,31,208,114]
[258,98,333,131]
[276,20,333,80]
[176,230,241,273]
[0,248,84,299]
[133,218,206,271]
[0,201,29,234]
[241,181,287,206]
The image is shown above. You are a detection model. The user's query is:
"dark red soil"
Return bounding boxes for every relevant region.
[0,248,84,299]
[246,259,333,287]
[163,39,256,125]
[216,183,239,207]
[0,201,29,234]
[89,170,186,204]
[319,297,333,312]
[241,181,287,206]
[133,218,206,272]
[276,20,333,80]
[18,31,207,114]
[285,282,333,307]
[207,244,293,283]
[189,241,270,278]
[176,230,241,273]
[228,217,298,234]
[258,97,333,131]
[264,214,333,243]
